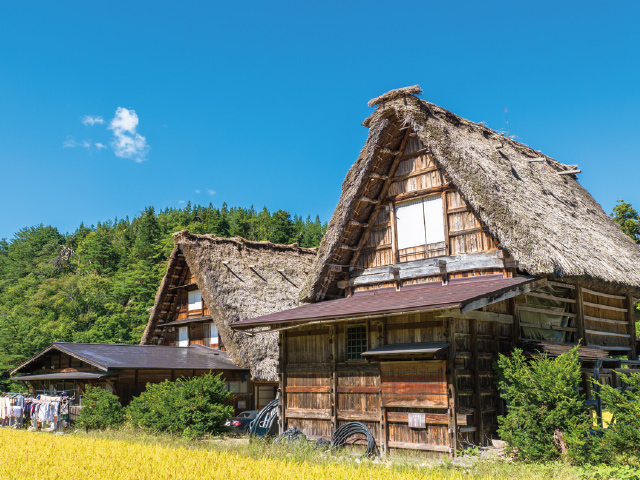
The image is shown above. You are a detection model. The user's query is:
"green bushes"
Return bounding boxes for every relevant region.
[496,347,640,469]
[77,385,124,430]
[495,346,589,461]
[569,370,640,467]
[126,372,233,437]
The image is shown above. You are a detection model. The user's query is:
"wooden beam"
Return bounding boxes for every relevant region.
[360,196,378,204]
[627,295,637,360]
[517,305,577,318]
[349,220,368,228]
[351,129,413,268]
[370,172,389,181]
[389,202,399,265]
[583,302,627,313]
[439,310,514,325]
[528,157,546,163]
[399,147,429,160]
[575,286,586,345]
[387,183,452,203]
[585,329,631,339]
[526,292,577,304]
[520,323,578,333]
[547,281,575,290]
[558,169,581,175]
[582,288,626,300]
[584,315,628,326]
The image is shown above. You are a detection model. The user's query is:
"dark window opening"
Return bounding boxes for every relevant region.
[346,325,367,361]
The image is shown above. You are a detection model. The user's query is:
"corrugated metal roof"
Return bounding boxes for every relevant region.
[11,371,116,382]
[233,275,537,328]
[12,343,247,375]
[362,342,450,357]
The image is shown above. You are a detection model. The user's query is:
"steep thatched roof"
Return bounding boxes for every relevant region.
[142,231,317,381]
[301,86,640,301]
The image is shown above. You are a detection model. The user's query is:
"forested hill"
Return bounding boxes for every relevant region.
[0,203,325,377]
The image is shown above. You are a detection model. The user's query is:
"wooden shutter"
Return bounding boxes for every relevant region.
[395,199,426,250]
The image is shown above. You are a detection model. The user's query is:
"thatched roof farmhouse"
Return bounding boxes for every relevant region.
[141,230,317,382]
[233,86,640,453]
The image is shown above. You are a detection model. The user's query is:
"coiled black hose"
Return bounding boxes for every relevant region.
[330,421,378,457]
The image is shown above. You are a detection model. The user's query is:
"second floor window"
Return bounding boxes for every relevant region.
[188,290,202,311]
[395,195,445,259]
[204,322,219,347]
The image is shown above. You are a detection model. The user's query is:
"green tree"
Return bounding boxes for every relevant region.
[495,346,589,461]
[611,200,640,244]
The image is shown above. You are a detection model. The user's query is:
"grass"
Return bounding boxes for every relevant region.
[0,428,588,480]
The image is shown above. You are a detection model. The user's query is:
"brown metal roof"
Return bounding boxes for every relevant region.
[11,343,247,375]
[11,371,117,382]
[232,275,538,329]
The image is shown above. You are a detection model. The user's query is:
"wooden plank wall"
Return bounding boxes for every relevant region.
[282,311,467,452]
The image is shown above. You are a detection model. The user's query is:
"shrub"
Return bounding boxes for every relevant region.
[126,372,233,438]
[77,385,124,431]
[495,346,589,461]
[568,370,640,467]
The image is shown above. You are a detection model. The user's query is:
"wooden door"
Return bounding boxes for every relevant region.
[380,360,452,453]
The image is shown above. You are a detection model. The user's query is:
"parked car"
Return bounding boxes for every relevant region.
[225,410,259,432]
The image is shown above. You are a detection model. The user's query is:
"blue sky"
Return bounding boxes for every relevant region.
[1,1,639,240]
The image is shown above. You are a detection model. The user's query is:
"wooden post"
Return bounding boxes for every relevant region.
[279,331,287,434]
[134,369,139,396]
[575,286,586,346]
[446,315,459,452]
[378,320,387,455]
[448,384,457,458]
[442,190,450,256]
[389,202,399,265]
[330,326,337,433]
[470,319,484,446]
[626,295,637,360]
[509,298,520,347]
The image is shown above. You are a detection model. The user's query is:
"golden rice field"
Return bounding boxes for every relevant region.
[0,429,586,480]
[0,429,475,480]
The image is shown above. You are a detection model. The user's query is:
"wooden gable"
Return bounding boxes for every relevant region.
[349,132,500,290]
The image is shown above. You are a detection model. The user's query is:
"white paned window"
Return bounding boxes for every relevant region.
[423,196,446,244]
[177,326,189,347]
[395,199,427,250]
[188,290,202,311]
[395,195,445,250]
[203,322,219,346]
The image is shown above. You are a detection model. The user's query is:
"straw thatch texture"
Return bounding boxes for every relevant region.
[301,86,640,301]
[143,231,317,381]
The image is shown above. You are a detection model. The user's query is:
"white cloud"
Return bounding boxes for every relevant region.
[207,189,216,195]
[194,189,201,194]
[63,137,77,148]
[178,200,185,204]
[82,115,105,126]
[95,142,107,150]
[109,107,149,162]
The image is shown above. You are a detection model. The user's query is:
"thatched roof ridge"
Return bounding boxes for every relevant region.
[367,85,423,107]
[172,230,318,254]
[143,231,317,382]
[301,86,640,301]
